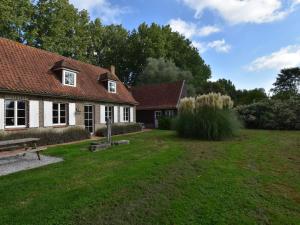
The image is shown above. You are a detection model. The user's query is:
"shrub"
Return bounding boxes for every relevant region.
[0,127,91,146]
[176,93,242,140]
[95,123,142,137]
[158,117,173,130]
[236,96,300,130]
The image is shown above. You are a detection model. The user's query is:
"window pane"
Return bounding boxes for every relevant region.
[60,111,65,117]
[17,118,25,126]
[53,110,58,117]
[17,101,25,109]
[53,103,58,110]
[60,117,66,124]
[5,109,14,117]
[6,118,14,126]
[17,110,25,117]
[53,117,58,124]
[5,100,14,109]
[65,72,75,85]
[60,104,66,110]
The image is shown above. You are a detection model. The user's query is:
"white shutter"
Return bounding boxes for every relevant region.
[100,105,105,124]
[0,98,4,129]
[44,101,53,127]
[29,100,39,128]
[120,106,124,123]
[69,103,76,126]
[130,107,134,123]
[114,106,118,123]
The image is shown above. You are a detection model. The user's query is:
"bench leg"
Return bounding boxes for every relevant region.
[36,151,41,160]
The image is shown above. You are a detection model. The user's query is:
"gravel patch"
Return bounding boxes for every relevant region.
[0,153,63,176]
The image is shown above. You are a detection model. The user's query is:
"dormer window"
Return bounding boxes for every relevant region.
[108,80,116,93]
[63,70,76,87]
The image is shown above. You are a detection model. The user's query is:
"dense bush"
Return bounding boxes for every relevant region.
[95,123,142,137]
[0,127,91,146]
[158,117,174,130]
[236,97,300,130]
[175,93,242,140]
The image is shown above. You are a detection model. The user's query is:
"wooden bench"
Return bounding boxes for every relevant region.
[0,138,47,160]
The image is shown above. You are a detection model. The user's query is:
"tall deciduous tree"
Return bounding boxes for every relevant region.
[271,67,300,99]
[137,58,195,95]
[0,0,33,43]
[27,0,90,61]
[127,23,211,86]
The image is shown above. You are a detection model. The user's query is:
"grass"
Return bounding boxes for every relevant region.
[0,130,299,225]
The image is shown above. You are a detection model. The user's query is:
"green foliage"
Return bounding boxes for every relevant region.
[236,96,300,130]
[235,88,268,105]
[158,117,173,130]
[0,127,90,146]
[0,2,211,88]
[0,130,299,224]
[95,123,142,137]
[271,67,300,99]
[176,94,242,140]
[200,79,268,105]
[175,108,241,140]
[137,57,195,95]
[0,0,33,42]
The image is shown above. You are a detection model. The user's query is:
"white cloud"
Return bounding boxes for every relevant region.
[70,0,128,24]
[181,0,300,24]
[247,45,300,71]
[169,18,220,38]
[192,39,231,53]
[207,39,231,53]
[192,41,207,53]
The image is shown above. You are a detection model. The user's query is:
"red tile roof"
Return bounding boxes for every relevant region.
[0,38,137,105]
[131,81,185,110]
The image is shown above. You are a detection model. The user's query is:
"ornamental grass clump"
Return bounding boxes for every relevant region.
[176,93,241,140]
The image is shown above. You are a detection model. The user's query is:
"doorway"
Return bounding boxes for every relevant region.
[84,105,94,133]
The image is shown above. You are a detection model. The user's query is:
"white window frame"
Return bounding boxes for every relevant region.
[62,70,77,87]
[52,103,67,125]
[165,110,174,117]
[5,100,27,128]
[108,80,117,93]
[105,106,114,122]
[123,107,130,122]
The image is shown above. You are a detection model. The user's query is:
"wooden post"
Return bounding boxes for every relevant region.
[106,118,112,145]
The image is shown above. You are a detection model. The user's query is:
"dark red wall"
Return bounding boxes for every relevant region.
[136,109,178,128]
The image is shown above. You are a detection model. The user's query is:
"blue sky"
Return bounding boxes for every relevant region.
[70,0,300,92]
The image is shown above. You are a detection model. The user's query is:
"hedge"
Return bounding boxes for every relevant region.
[236,96,300,130]
[158,117,174,130]
[0,127,91,146]
[95,123,142,137]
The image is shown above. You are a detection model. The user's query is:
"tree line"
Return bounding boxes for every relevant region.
[1,0,298,104]
[0,0,211,89]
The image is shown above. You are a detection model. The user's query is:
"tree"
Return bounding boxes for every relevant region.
[0,1,211,86]
[127,23,211,86]
[271,67,300,99]
[0,0,33,43]
[26,0,91,61]
[235,88,268,105]
[88,24,130,82]
[199,79,236,100]
[137,58,195,95]
[199,79,267,105]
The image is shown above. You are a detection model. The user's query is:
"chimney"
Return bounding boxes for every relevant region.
[110,65,115,74]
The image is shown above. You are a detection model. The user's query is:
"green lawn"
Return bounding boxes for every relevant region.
[0,130,299,225]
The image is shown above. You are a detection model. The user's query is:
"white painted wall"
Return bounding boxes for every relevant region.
[0,98,4,130]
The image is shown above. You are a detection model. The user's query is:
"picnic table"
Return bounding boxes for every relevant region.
[0,138,47,160]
